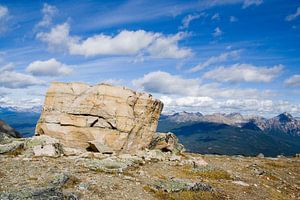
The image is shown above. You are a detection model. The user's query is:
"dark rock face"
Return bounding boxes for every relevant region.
[0,119,20,139]
[278,113,293,123]
[0,120,21,144]
[241,121,262,131]
[265,113,300,136]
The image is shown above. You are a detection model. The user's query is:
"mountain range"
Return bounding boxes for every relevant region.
[157,112,300,157]
[1,105,300,157]
[0,106,41,137]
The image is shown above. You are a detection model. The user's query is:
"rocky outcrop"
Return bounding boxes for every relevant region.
[0,173,79,200]
[0,119,20,142]
[35,82,163,153]
[0,141,24,155]
[148,132,185,154]
[151,178,213,193]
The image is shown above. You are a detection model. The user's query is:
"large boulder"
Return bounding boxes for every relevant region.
[35,82,163,154]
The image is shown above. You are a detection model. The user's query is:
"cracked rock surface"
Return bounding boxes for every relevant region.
[36,82,163,154]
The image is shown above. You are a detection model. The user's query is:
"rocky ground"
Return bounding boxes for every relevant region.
[0,152,299,200]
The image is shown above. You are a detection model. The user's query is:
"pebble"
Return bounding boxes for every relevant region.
[232,181,250,187]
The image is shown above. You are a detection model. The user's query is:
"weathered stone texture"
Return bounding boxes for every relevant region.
[35,82,163,153]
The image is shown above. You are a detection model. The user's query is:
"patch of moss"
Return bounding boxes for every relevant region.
[28,177,38,181]
[25,139,44,148]
[143,185,222,200]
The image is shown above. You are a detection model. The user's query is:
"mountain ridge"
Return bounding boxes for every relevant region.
[158,111,300,156]
[0,106,41,137]
[160,111,300,136]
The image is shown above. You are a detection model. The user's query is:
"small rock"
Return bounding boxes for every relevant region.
[277,155,285,158]
[84,154,144,173]
[257,153,264,158]
[181,157,208,167]
[0,141,24,155]
[33,143,64,157]
[84,157,131,173]
[25,135,60,148]
[169,155,182,161]
[63,147,84,156]
[64,193,79,200]
[118,154,145,165]
[136,149,167,161]
[78,152,94,158]
[52,174,71,187]
[0,186,64,200]
[87,141,115,154]
[152,178,213,193]
[78,183,90,191]
[232,181,250,187]
[123,175,136,181]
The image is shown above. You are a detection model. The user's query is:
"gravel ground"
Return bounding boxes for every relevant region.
[0,154,299,200]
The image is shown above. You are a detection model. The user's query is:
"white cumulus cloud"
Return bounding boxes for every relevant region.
[26,58,73,77]
[0,64,44,89]
[37,23,192,59]
[37,23,75,50]
[133,71,272,99]
[159,96,299,117]
[133,71,201,96]
[203,63,283,83]
[285,7,300,21]
[69,30,157,56]
[147,32,192,59]
[284,75,300,87]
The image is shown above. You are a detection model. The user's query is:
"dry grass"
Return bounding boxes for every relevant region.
[0,171,4,178]
[193,170,232,180]
[182,166,233,180]
[264,161,286,169]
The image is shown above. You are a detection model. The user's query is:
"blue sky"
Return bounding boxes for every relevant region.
[0,0,299,117]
